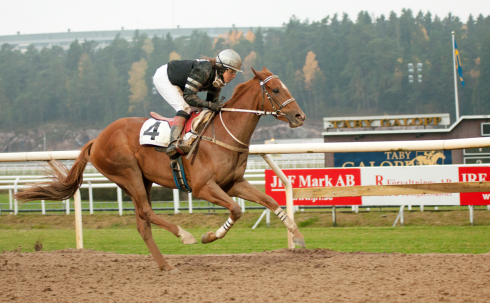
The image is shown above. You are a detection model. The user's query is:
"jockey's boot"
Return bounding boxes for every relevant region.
[166,111,190,157]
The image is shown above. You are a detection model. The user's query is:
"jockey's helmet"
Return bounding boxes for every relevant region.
[216,49,243,73]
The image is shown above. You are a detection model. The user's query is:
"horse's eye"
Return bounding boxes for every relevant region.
[273,89,279,94]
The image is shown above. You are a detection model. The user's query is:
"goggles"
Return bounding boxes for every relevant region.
[225,69,238,76]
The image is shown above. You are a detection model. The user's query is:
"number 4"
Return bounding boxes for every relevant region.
[143,122,161,140]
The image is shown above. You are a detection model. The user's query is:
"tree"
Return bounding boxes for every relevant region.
[303,51,320,90]
[128,58,149,116]
[242,51,257,80]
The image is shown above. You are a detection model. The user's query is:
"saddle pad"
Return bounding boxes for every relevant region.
[139,118,171,147]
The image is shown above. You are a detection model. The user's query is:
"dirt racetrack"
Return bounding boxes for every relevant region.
[1,249,489,302]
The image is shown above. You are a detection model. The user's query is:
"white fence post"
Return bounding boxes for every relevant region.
[236,197,245,213]
[420,205,424,212]
[74,189,83,249]
[88,181,94,215]
[173,189,180,214]
[262,154,295,249]
[9,189,13,214]
[332,206,337,227]
[266,208,270,226]
[117,187,123,216]
[13,177,19,215]
[65,199,70,215]
[469,205,474,226]
[41,200,45,215]
[400,206,404,226]
[252,210,268,229]
[188,192,193,214]
[393,205,405,226]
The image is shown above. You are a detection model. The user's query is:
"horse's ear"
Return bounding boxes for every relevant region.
[252,67,260,77]
[262,67,271,74]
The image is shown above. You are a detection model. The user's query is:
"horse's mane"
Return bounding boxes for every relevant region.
[227,71,273,103]
[228,78,256,102]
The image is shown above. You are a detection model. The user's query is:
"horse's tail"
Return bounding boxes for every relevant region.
[15,140,95,203]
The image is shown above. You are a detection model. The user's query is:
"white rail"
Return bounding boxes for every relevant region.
[2,137,490,162]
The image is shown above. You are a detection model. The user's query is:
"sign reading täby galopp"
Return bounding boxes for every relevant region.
[265,168,362,206]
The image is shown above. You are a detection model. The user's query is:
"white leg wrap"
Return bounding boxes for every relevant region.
[275,207,297,233]
[215,217,235,239]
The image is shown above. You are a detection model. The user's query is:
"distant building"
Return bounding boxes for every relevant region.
[0,27,275,52]
[322,114,490,167]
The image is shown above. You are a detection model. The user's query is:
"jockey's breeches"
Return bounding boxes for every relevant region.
[153,64,198,114]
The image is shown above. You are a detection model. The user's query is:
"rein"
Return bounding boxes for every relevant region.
[204,74,296,153]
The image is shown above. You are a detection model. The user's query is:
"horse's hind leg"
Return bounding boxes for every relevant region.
[133,206,178,273]
[118,179,177,272]
[227,179,305,248]
[142,178,196,245]
[107,174,179,271]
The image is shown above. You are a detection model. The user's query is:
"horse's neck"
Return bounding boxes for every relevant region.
[217,80,263,146]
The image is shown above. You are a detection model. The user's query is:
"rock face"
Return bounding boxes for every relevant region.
[251,118,324,143]
[251,123,322,142]
[0,126,102,152]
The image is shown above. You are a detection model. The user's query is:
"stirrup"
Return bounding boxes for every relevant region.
[166,142,179,157]
[166,141,191,157]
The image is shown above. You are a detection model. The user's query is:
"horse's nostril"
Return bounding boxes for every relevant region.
[296,114,304,121]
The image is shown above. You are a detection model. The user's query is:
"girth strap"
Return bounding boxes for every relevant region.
[200,136,249,153]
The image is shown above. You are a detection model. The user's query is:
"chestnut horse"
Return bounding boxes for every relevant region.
[16,67,306,273]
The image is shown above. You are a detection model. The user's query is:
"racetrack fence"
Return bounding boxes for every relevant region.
[2,137,490,248]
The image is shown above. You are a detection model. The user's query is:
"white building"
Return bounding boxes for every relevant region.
[0,27,275,52]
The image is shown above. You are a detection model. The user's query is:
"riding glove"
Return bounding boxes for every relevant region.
[208,102,223,112]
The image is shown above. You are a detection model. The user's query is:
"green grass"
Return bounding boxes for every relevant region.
[1,226,489,255]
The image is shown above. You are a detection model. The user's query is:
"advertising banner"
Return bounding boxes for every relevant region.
[334,150,452,167]
[265,169,362,206]
[265,165,490,206]
[459,166,490,205]
[360,166,459,206]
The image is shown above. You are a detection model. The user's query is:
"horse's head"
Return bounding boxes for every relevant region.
[252,67,306,128]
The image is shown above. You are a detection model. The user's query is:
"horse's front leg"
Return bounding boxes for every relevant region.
[227,179,305,248]
[193,182,242,244]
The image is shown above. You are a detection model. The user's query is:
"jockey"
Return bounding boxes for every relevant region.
[153,49,242,157]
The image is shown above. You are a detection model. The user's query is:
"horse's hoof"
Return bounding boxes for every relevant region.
[293,229,306,248]
[293,237,306,248]
[177,226,197,244]
[160,264,179,273]
[201,231,218,244]
[168,268,180,274]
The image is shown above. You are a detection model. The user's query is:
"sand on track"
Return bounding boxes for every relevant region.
[0,249,489,302]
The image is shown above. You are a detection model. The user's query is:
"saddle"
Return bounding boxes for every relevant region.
[142,111,214,193]
[152,111,212,142]
[140,110,213,151]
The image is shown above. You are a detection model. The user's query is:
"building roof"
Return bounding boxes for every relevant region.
[0,27,277,52]
[322,115,490,136]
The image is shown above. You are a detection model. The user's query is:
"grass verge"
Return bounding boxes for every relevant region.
[1,226,489,255]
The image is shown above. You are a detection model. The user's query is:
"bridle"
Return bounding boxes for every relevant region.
[260,75,296,116]
[212,74,297,149]
[220,75,296,117]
